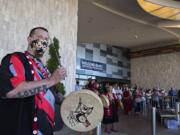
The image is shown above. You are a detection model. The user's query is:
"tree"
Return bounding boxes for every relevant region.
[46,37,65,95]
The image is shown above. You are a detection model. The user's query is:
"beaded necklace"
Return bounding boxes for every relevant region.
[24,51,50,79]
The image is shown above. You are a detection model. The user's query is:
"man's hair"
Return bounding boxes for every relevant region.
[29,27,48,37]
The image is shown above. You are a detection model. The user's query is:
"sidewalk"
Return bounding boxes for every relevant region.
[54,125,127,135]
[54,110,180,135]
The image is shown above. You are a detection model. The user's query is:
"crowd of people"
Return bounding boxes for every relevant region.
[78,79,180,134]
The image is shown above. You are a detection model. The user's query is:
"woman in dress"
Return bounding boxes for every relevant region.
[102,85,119,133]
[122,87,133,115]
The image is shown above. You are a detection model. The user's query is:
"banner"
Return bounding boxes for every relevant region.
[80,59,106,73]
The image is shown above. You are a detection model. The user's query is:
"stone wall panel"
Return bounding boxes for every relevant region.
[131,52,180,90]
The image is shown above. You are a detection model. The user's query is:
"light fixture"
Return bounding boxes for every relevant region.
[146,0,180,9]
[137,0,180,21]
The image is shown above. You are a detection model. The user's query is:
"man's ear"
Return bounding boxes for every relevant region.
[27,36,32,43]
[27,36,33,48]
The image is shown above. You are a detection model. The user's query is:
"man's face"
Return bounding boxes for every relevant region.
[28,29,50,58]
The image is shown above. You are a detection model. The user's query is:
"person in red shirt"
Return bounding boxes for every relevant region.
[0,27,66,135]
[123,87,133,115]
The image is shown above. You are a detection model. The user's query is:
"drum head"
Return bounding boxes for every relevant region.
[100,95,110,107]
[60,89,104,132]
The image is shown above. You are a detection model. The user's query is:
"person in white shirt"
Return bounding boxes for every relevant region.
[112,83,123,109]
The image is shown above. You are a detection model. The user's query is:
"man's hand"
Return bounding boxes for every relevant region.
[49,67,67,85]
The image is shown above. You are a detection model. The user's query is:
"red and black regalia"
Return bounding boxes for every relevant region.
[0,52,55,135]
[102,92,119,124]
[123,89,133,115]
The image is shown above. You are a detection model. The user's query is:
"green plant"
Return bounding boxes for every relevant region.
[46,37,65,95]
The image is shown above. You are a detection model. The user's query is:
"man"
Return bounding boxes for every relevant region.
[168,87,177,108]
[75,80,81,91]
[0,27,66,135]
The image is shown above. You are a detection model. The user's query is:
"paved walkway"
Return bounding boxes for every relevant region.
[54,125,127,135]
[54,110,180,135]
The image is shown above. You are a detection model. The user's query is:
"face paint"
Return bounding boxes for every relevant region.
[31,39,49,57]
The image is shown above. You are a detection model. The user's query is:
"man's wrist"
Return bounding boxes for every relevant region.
[46,77,56,87]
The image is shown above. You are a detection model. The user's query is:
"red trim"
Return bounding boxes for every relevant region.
[35,95,55,123]
[10,54,25,88]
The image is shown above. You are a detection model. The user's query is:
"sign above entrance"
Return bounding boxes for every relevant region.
[80,59,106,73]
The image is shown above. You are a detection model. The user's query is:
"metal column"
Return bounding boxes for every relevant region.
[96,122,102,135]
[176,102,180,126]
[151,107,156,135]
